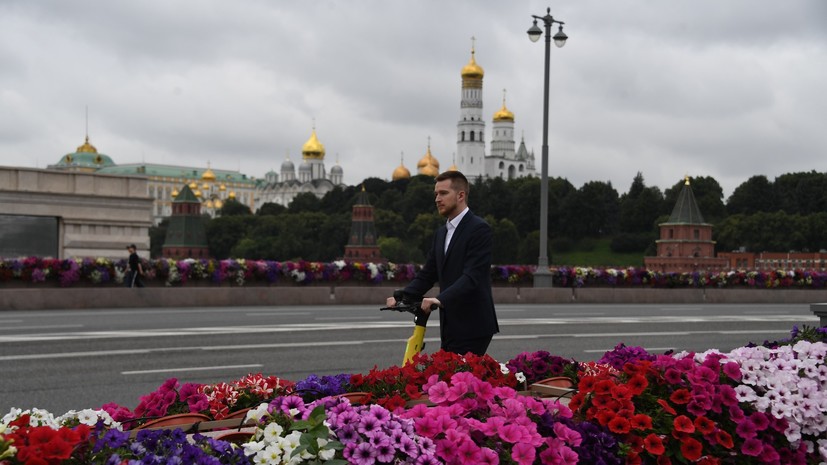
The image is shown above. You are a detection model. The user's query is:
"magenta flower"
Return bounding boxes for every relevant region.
[511,441,537,465]
[741,437,764,456]
[722,361,742,380]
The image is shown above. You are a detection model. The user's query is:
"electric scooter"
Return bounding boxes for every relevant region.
[380,289,439,365]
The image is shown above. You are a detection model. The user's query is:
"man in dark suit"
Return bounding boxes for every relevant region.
[386,171,499,355]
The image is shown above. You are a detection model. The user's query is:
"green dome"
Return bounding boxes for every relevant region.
[56,136,115,169]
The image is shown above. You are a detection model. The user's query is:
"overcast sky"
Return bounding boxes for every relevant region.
[1,0,825,199]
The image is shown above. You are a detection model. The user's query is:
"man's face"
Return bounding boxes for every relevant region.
[434,179,463,218]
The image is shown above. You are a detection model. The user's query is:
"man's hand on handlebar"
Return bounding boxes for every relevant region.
[421,297,440,314]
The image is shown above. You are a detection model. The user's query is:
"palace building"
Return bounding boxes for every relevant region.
[49,135,257,224]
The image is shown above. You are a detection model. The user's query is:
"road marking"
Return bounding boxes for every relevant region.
[0,324,83,331]
[0,328,796,363]
[315,316,382,320]
[245,312,310,316]
[122,364,263,375]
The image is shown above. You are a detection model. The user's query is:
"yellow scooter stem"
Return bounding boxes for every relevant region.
[403,325,427,366]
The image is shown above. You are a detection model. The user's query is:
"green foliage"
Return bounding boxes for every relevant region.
[148,219,169,258]
[288,405,346,465]
[610,232,656,254]
[257,202,287,216]
[378,237,425,263]
[191,170,827,264]
[554,238,644,267]
[217,198,252,216]
[288,192,321,213]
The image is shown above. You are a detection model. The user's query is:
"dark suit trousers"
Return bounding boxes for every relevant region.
[442,334,493,356]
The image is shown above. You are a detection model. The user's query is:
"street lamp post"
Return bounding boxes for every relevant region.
[527,8,567,288]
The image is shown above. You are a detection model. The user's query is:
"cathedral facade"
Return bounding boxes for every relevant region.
[255,127,345,209]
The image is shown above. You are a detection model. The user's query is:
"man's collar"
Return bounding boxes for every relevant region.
[447,206,470,227]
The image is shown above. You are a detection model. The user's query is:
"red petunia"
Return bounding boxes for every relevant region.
[669,388,691,405]
[626,374,649,395]
[404,383,422,400]
[631,413,653,430]
[643,433,666,455]
[673,415,695,433]
[680,437,703,461]
[657,399,677,415]
[594,380,616,396]
[608,416,631,434]
[714,430,734,449]
[694,416,716,435]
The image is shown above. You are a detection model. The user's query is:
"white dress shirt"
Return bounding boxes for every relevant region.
[444,207,469,253]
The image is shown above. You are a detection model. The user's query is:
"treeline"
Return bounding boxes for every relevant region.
[149,170,827,263]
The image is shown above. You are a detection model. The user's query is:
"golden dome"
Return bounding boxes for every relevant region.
[417,143,440,177]
[219,184,226,191]
[420,163,439,177]
[76,136,98,154]
[194,189,202,197]
[214,199,223,209]
[417,145,440,170]
[205,199,214,208]
[201,167,216,181]
[302,129,325,159]
[171,189,179,198]
[493,97,514,123]
[392,164,411,181]
[228,191,236,199]
[201,182,209,190]
[448,164,458,171]
[188,182,197,189]
[461,48,484,79]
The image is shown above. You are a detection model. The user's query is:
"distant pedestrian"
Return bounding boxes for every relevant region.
[125,244,144,288]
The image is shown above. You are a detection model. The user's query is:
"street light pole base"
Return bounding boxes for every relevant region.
[533,268,554,288]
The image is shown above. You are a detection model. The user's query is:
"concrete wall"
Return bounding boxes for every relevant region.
[3,286,827,310]
[0,166,154,259]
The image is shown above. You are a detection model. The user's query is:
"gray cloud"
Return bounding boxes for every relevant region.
[1,0,824,200]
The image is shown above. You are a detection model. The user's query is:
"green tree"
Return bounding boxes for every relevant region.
[148,219,169,258]
[218,199,252,216]
[774,171,827,215]
[257,202,287,216]
[207,215,255,258]
[489,217,520,264]
[399,177,437,224]
[726,175,774,215]
[619,172,665,233]
[407,212,443,258]
[288,193,321,213]
[374,209,408,240]
[378,237,425,263]
[559,181,619,237]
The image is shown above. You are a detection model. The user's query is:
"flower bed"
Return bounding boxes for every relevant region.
[2,326,825,464]
[4,257,827,290]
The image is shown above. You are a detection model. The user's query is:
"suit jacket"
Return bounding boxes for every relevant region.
[404,210,499,346]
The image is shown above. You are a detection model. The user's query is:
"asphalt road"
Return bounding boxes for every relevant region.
[0,303,818,415]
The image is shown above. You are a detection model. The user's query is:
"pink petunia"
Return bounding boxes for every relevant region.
[499,423,525,443]
[722,361,742,380]
[511,442,536,465]
[553,422,583,447]
[427,381,450,404]
[741,438,764,456]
